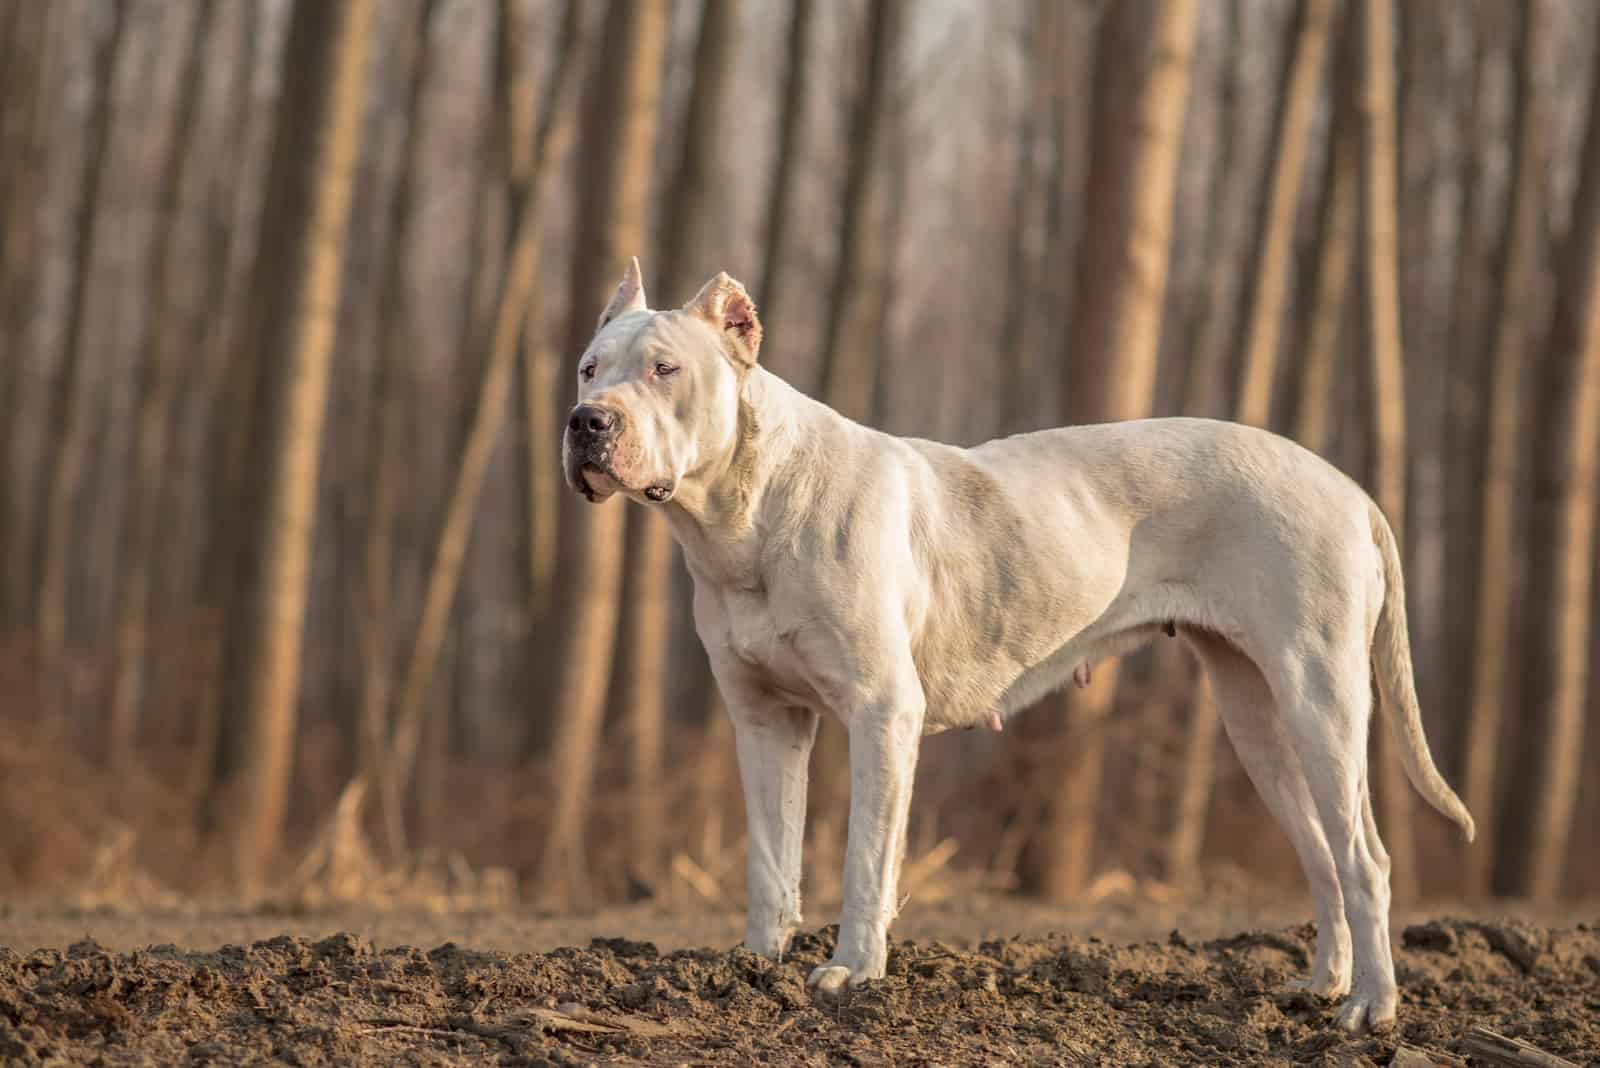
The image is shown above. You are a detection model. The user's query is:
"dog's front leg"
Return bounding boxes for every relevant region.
[807,686,924,994]
[730,701,819,959]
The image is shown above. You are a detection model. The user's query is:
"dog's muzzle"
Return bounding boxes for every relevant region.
[566,404,623,502]
[563,404,673,503]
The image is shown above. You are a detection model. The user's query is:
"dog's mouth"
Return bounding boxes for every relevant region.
[570,460,674,505]
[578,463,620,502]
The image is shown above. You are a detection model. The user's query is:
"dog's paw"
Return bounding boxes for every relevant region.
[743,927,794,961]
[1291,972,1351,1000]
[806,958,881,997]
[1332,989,1397,1033]
[806,964,853,996]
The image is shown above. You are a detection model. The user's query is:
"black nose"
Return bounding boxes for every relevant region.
[569,404,620,437]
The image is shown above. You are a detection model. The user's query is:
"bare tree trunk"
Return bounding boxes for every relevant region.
[222,0,376,891]
[35,0,128,694]
[818,0,902,423]
[1236,0,1337,429]
[612,0,743,892]
[1173,0,1249,426]
[389,0,585,828]
[1515,10,1600,900]
[106,0,216,770]
[1027,0,1196,900]
[1461,0,1543,898]
[522,0,583,628]
[1357,0,1417,902]
[757,0,814,364]
[1295,32,1358,459]
[0,3,55,630]
[183,0,262,800]
[1434,15,1498,788]
[1166,0,1338,888]
[357,0,440,860]
[996,0,1053,434]
[539,0,669,906]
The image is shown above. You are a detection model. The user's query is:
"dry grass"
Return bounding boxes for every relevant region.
[0,626,1592,911]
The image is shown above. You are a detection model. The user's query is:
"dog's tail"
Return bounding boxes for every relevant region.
[1369,503,1476,842]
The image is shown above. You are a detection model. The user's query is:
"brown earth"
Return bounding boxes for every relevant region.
[1,899,1597,1066]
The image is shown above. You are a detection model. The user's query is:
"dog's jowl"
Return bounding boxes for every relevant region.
[562,257,1474,1034]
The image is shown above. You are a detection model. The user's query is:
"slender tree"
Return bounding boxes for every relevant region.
[1294,29,1358,459]
[996,0,1053,434]
[106,0,217,770]
[1461,0,1543,897]
[179,0,263,798]
[357,0,440,859]
[518,0,582,661]
[35,0,129,691]
[1438,14,1505,759]
[522,0,585,642]
[220,0,376,890]
[388,0,585,841]
[1166,0,1339,884]
[819,0,903,423]
[616,0,744,889]
[1236,0,1338,428]
[1029,0,1197,900]
[1515,8,1600,900]
[0,3,55,629]
[1357,0,1418,901]
[539,0,670,905]
[757,0,815,365]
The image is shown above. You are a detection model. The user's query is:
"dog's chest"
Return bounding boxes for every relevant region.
[703,584,816,700]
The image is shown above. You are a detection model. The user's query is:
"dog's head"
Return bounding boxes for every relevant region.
[564,258,762,505]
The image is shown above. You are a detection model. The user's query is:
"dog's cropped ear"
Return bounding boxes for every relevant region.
[597,256,648,329]
[683,272,762,368]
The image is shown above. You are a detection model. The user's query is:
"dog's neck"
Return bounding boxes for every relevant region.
[663,366,833,589]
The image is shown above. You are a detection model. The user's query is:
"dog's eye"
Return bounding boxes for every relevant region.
[654,363,678,378]
[580,363,596,382]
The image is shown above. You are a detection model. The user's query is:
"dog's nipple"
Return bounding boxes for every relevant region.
[987,710,1003,732]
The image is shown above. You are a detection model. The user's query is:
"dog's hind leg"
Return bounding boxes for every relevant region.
[1272,643,1397,1033]
[1187,631,1352,999]
[729,699,820,960]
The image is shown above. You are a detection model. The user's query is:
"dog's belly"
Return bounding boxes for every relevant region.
[913,605,1163,734]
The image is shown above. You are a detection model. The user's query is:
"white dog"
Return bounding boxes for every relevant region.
[562,260,1474,1033]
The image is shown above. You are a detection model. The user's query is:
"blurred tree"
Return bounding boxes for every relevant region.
[522,0,586,647]
[1177,0,1263,426]
[1028,0,1197,900]
[997,0,1055,434]
[618,0,744,891]
[1294,18,1358,459]
[1462,0,1543,898]
[217,0,376,891]
[819,0,903,422]
[758,0,815,370]
[1515,6,1600,900]
[107,0,217,771]
[183,0,262,799]
[0,3,56,630]
[1168,0,1338,890]
[36,0,129,697]
[539,0,670,906]
[1237,0,1337,429]
[359,0,441,860]
[1358,0,1419,902]
[391,0,586,854]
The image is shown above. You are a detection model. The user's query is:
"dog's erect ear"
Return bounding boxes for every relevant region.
[597,256,648,329]
[683,272,762,367]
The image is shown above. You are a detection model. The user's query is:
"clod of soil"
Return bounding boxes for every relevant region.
[0,918,1595,1066]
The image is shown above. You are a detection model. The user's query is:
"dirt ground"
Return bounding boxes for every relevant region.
[2,895,1596,1066]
